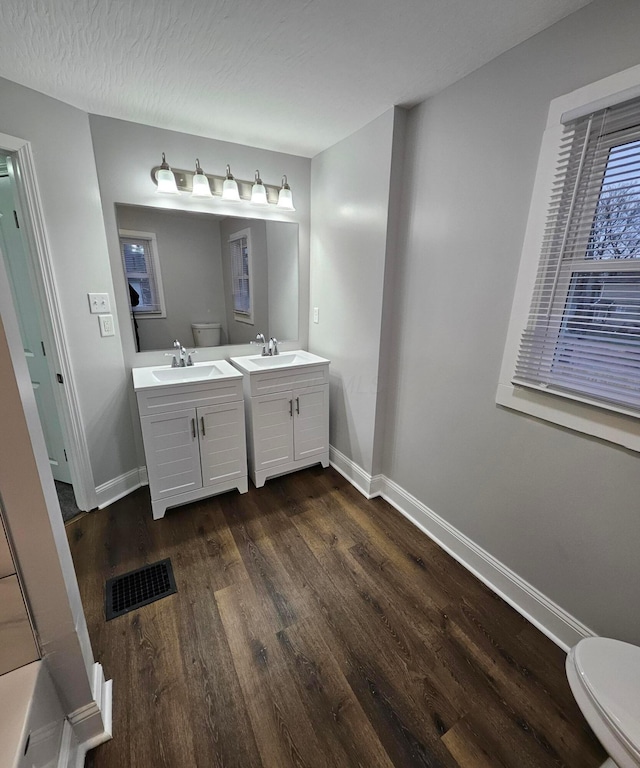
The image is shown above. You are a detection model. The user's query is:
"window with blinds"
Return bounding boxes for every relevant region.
[514,97,640,414]
[229,230,253,323]
[120,233,164,316]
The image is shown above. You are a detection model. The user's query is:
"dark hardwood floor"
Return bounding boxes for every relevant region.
[68,466,605,768]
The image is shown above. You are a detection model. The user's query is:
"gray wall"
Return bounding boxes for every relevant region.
[309,108,404,475]
[383,0,640,643]
[0,77,135,489]
[219,217,268,345]
[89,114,311,372]
[89,115,311,478]
[266,220,298,342]
[116,206,226,350]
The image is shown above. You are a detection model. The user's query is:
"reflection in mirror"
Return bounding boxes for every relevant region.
[115,204,299,352]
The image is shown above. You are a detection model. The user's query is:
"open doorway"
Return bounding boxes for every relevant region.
[0,136,97,518]
[0,152,80,519]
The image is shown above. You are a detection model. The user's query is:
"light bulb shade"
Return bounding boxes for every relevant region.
[251,182,268,205]
[156,167,179,194]
[277,186,295,211]
[222,177,241,201]
[192,172,212,198]
[221,164,241,201]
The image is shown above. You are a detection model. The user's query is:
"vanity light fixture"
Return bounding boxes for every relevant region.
[150,158,295,212]
[277,175,295,211]
[221,164,241,202]
[191,158,213,198]
[155,153,180,195]
[250,170,269,206]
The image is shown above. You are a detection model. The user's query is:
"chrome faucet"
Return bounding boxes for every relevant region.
[251,333,268,356]
[166,339,194,367]
[269,337,279,356]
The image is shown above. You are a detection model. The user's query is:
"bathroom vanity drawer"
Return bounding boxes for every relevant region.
[136,378,243,417]
[246,364,329,397]
[0,574,38,676]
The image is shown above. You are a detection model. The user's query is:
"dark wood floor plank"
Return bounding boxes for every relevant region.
[67,467,605,768]
[219,491,311,631]
[216,580,329,768]
[276,617,397,768]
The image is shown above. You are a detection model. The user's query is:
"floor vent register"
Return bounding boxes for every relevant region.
[105,558,177,621]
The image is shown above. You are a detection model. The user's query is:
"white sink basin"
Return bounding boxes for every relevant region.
[230,349,330,374]
[132,359,242,390]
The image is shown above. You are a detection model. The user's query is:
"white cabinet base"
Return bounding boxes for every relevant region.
[252,453,329,488]
[151,476,248,520]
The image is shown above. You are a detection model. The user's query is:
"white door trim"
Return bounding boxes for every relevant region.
[0,132,97,511]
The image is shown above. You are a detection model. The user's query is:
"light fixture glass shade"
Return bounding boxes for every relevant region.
[191,159,212,197]
[250,170,268,206]
[221,164,241,202]
[277,175,295,211]
[156,152,179,194]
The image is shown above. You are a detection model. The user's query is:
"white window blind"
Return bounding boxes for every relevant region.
[514,96,640,414]
[120,235,163,314]
[230,232,253,322]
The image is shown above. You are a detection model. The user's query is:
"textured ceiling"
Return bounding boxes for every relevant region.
[0,0,593,157]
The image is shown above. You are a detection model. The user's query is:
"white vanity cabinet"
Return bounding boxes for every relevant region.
[230,351,330,487]
[133,362,248,519]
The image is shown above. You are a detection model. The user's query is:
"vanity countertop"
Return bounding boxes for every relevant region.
[230,349,330,374]
[132,359,242,391]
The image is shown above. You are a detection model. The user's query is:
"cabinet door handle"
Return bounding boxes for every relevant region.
[191,418,196,439]
[289,399,293,417]
[295,397,300,415]
[200,416,206,436]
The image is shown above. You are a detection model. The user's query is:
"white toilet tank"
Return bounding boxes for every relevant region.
[192,322,221,347]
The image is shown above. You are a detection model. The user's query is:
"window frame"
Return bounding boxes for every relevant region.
[119,229,166,319]
[229,228,254,325]
[497,63,640,453]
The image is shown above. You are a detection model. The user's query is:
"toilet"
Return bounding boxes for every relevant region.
[566,637,640,768]
[191,322,221,347]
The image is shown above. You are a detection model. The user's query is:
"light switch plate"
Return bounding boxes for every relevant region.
[99,314,114,337]
[313,307,319,323]
[88,292,111,314]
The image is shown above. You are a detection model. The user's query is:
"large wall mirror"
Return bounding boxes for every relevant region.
[115,204,299,352]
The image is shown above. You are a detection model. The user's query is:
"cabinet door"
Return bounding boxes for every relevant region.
[293,385,329,461]
[141,409,202,500]
[252,391,294,471]
[198,401,247,487]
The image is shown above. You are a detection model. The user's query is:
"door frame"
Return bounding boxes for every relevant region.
[0,131,97,511]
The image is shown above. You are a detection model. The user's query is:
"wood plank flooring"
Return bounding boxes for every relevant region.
[67,466,605,768]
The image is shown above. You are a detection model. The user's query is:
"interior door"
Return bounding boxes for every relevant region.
[252,390,294,471]
[0,167,71,483]
[293,385,329,461]
[198,401,247,486]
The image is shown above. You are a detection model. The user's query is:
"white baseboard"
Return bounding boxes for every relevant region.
[67,663,112,766]
[57,719,79,768]
[329,445,382,499]
[328,447,595,653]
[95,467,147,509]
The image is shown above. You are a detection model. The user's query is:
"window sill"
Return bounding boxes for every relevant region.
[495,382,640,453]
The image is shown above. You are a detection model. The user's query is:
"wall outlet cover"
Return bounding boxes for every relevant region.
[88,292,111,314]
[99,314,115,337]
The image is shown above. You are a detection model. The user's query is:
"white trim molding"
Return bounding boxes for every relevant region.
[67,662,112,763]
[330,448,595,652]
[96,467,147,509]
[0,131,98,510]
[329,445,383,499]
